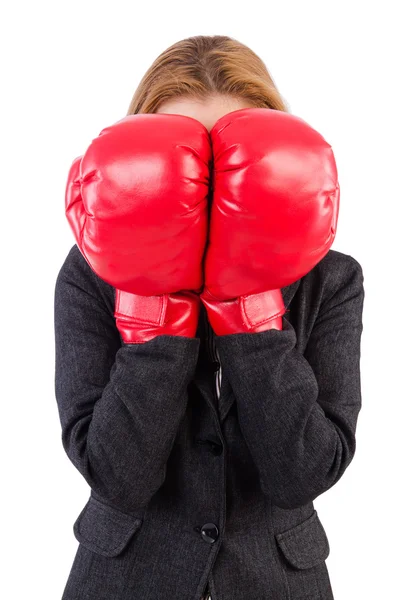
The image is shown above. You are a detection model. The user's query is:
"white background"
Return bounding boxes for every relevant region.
[1,1,395,598]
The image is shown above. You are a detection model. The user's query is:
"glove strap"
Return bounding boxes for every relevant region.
[114,289,200,343]
[115,291,167,327]
[201,288,286,335]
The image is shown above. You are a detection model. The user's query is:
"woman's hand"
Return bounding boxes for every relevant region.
[65,113,212,342]
[200,107,340,335]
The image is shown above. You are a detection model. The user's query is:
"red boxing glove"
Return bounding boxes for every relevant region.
[201,108,340,335]
[65,114,211,342]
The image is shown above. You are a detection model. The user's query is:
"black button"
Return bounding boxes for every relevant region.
[195,436,223,455]
[208,440,223,455]
[201,523,219,543]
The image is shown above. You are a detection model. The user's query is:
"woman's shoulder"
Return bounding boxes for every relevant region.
[302,248,364,308]
[318,248,363,274]
[314,248,363,286]
[55,244,115,312]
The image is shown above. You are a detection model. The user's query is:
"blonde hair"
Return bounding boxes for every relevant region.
[127,35,288,115]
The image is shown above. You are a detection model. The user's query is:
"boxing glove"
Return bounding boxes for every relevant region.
[65,114,212,342]
[200,107,340,335]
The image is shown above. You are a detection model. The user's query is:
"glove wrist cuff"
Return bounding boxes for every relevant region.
[200,288,286,335]
[115,290,200,344]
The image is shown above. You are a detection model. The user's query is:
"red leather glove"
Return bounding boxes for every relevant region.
[65,114,211,343]
[200,108,340,335]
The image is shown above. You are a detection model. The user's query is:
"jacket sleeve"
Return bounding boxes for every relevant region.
[215,255,365,510]
[54,246,200,514]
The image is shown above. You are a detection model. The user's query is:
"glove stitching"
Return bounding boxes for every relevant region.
[240,295,285,330]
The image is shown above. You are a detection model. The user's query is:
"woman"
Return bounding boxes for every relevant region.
[54,35,365,600]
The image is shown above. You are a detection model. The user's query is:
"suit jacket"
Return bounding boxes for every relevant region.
[54,244,365,600]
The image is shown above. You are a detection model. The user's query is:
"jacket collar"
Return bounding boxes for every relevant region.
[281,277,302,311]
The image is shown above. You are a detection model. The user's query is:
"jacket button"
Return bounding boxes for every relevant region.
[195,437,223,455]
[201,523,219,543]
[209,441,223,455]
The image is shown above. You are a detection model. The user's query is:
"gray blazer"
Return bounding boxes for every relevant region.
[54,244,365,600]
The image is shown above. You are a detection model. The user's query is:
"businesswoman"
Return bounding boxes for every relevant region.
[54,35,365,600]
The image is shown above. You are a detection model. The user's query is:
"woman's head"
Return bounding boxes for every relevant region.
[127,35,288,131]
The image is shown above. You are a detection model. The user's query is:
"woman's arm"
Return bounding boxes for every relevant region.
[54,246,200,514]
[214,255,365,510]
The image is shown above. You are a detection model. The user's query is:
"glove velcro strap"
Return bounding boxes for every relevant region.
[240,289,286,329]
[114,289,167,327]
